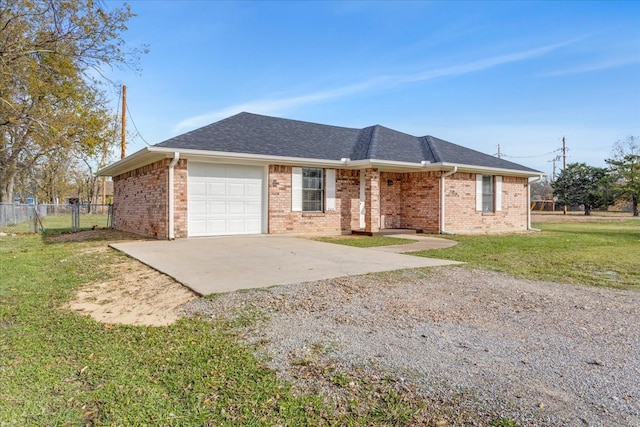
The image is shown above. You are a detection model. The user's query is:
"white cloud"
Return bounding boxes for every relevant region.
[173,40,577,132]
[538,56,640,77]
[173,79,382,131]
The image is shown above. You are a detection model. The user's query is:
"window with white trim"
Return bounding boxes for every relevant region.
[292,167,336,213]
[476,174,502,212]
[303,167,323,212]
[482,175,494,212]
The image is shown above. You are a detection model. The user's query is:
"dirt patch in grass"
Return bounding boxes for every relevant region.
[62,230,197,326]
[45,228,148,243]
[66,254,197,326]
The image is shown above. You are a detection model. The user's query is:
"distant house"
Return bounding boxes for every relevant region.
[98,112,543,239]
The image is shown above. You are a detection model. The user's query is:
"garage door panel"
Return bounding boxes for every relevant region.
[188,162,206,177]
[188,163,263,236]
[245,218,262,230]
[246,183,262,197]
[226,219,247,233]
[227,182,247,197]
[190,181,207,197]
[227,201,246,215]
[227,167,261,179]
[208,201,225,215]
[189,219,207,235]
[246,201,261,215]
[208,182,226,196]
[208,220,227,234]
[190,200,207,215]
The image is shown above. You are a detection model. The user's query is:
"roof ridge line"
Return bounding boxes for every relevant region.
[367,125,381,158]
[244,111,361,132]
[423,136,442,163]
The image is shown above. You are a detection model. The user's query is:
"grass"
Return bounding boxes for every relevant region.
[0,234,328,425]
[0,233,440,426]
[412,220,640,290]
[314,235,416,247]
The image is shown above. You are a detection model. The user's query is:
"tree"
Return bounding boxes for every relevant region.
[552,162,614,215]
[530,178,554,200]
[606,136,640,216]
[0,0,145,202]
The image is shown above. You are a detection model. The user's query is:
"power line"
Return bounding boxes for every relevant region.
[126,103,152,146]
[500,148,562,159]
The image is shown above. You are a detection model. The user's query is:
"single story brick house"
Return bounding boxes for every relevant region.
[98,112,543,239]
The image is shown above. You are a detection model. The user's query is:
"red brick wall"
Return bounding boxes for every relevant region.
[268,165,359,234]
[444,173,528,233]
[113,159,170,238]
[402,172,441,232]
[173,160,188,238]
[380,172,402,228]
[112,158,188,239]
[338,170,361,231]
[379,172,440,232]
[364,168,380,233]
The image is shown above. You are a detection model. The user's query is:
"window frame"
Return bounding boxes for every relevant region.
[481,175,494,212]
[475,174,502,213]
[302,167,324,212]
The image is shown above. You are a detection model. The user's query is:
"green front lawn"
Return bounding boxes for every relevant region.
[414,220,640,290]
[317,221,639,290]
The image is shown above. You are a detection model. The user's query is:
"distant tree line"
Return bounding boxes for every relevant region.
[0,0,146,204]
[550,136,639,216]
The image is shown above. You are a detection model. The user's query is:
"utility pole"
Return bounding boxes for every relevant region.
[121,85,127,159]
[562,136,567,215]
[548,155,561,181]
[496,144,501,159]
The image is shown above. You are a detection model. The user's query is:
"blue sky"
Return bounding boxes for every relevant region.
[104,0,640,176]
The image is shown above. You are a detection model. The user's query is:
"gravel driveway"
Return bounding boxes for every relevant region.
[184,266,640,426]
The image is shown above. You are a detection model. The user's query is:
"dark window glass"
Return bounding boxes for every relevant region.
[482,175,494,212]
[303,168,323,212]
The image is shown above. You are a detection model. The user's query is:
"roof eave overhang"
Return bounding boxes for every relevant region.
[438,162,544,178]
[348,160,544,177]
[97,147,544,179]
[97,147,170,176]
[97,147,355,176]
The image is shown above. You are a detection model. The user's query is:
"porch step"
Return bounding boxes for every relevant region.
[352,228,424,237]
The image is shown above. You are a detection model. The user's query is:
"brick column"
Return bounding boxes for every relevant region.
[364,168,380,233]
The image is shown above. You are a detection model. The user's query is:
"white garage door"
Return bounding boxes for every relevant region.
[188,163,263,237]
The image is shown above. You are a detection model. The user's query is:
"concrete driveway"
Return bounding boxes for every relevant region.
[110,235,461,295]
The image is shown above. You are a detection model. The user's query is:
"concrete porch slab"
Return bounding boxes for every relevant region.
[370,234,458,253]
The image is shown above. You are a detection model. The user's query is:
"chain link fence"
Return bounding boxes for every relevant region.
[0,203,112,234]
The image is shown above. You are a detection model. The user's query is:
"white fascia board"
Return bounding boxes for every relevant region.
[346,159,441,172]
[97,147,169,176]
[342,160,542,177]
[176,148,347,168]
[439,162,545,178]
[97,147,350,176]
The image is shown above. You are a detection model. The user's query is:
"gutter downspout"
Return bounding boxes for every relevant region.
[440,166,457,235]
[527,174,544,232]
[168,152,180,240]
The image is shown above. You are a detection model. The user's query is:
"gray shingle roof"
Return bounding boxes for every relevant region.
[155,112,540,173]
